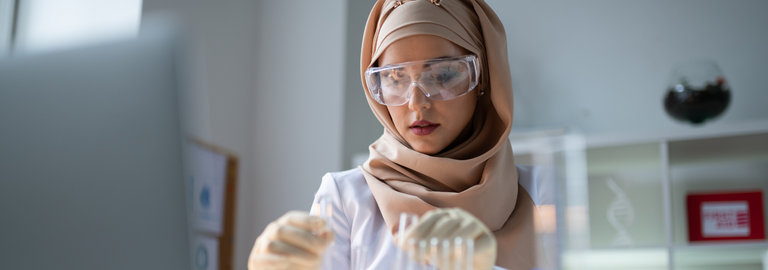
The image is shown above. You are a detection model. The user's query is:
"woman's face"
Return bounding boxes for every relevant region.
[379,35,477,155]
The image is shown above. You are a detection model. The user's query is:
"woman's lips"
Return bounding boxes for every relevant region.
[410,120,439,135]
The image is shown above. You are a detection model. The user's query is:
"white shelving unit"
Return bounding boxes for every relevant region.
[511,119,768,270]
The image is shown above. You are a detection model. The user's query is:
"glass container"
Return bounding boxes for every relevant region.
[663,59,731,124]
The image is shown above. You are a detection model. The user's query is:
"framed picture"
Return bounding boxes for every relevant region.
[184,139,239,270]
[687,191,765,242]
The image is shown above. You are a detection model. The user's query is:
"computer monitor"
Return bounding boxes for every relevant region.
[0,29,190,270]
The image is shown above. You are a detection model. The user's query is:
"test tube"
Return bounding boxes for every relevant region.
[406,238,417,270]
[454,237,464,270]
[398,213,419,244]
[312,195,333,269]
[442,239,450,270]
[418,240,428,268]
[465,239,474,270]
[312,195,333,225]
[394,213,419,270]
[429,238,439,269]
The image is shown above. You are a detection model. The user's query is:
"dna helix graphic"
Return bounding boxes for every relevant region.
[605,177,635,246]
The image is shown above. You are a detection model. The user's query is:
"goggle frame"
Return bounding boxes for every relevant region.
[365,54,481,106]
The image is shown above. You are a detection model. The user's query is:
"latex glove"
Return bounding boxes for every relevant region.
[394,208,497,270]
[248,211,334,270]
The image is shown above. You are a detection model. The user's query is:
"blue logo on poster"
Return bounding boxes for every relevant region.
[200,185,211,209]
[195,245,208,270]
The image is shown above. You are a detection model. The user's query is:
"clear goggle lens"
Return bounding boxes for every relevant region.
[365,55,480,106]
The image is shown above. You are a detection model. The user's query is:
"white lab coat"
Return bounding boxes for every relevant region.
[311,165,544,270]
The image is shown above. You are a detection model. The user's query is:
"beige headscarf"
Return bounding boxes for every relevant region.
[359,0,539,269]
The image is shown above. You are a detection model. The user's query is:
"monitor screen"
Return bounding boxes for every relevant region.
[0,30,190,270]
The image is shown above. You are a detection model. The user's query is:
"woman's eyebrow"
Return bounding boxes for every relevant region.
[380,55,457,68]
[422,55,454,68]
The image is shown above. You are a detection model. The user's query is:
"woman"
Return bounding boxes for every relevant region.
[248,0,543,269]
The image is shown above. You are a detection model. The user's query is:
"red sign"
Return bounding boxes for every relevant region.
[687,191,765,242]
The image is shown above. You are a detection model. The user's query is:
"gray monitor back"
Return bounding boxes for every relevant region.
[0,33,190,270]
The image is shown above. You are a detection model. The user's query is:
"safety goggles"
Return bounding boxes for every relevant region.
[365,55,480,106]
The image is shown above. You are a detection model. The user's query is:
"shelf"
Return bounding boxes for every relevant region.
[585,118,768,149]
[563,247,668,270]
[586,143,666,248]
[668,136,768,246]
[674,241,768,250]
[511,125,768,270]
[587,143,661,175]
[563,243,768,270]
[669,132,768,166]
[673,242,768,270]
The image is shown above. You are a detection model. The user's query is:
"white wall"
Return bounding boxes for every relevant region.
[0,0,15,55]
[142,1,346,269]
[487,0,768,135]
[250,0,347,250]
[340,0,379,170]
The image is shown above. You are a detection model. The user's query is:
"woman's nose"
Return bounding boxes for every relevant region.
[407,83,431,111]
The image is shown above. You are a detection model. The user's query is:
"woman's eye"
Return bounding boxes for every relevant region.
[383,76,405,87]
[429,71,459,84]
[382,70,408,88]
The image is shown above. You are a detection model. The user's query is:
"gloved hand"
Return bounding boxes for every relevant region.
[394,208,497,270]
[248,211,334,270]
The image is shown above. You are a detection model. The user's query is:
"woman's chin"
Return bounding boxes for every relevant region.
[409,140,445,155]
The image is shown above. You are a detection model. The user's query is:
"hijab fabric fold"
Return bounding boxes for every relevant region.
[359,1,540,268]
